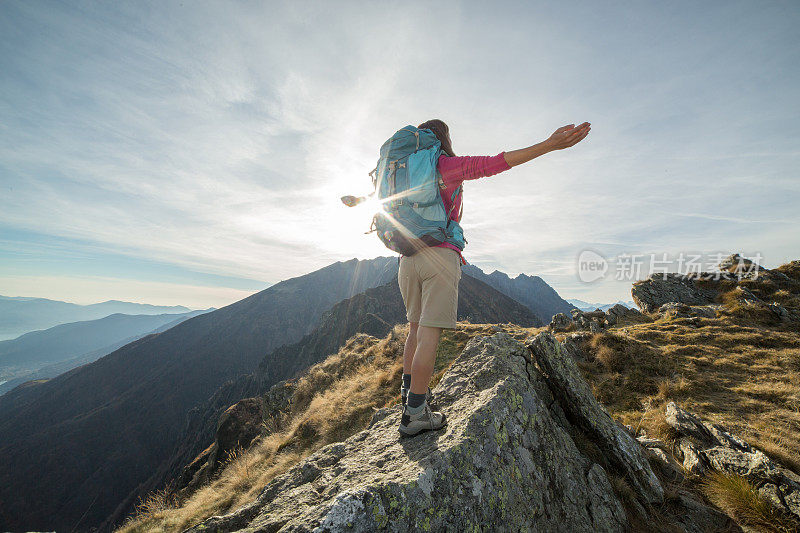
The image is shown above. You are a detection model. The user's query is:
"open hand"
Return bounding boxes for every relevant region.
[547,122,591,151]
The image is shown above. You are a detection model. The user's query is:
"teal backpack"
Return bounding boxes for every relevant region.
[368,125,466,256]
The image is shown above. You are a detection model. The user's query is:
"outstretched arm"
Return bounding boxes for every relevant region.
[503,122,591,168]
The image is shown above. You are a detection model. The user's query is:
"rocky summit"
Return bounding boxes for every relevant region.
[185,332,715,533]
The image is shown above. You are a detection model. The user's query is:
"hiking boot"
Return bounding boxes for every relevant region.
[400,386,434,407]
[398,401,447,438]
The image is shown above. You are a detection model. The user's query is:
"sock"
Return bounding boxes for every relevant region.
[402,374,412,389]
[406,398,427,415]
[407,391,426,410]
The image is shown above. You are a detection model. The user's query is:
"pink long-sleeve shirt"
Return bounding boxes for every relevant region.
[434,152,512,263]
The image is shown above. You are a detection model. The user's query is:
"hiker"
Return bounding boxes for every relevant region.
[398,119,591,437]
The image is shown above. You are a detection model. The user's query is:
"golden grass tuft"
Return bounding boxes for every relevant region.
[701,472,798,532]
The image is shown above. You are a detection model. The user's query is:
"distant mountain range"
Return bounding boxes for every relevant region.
[0,295,194,340]
[461,265,573,321]
[566,299,636,312]
[0,256,568,532]
[0,309,211,396]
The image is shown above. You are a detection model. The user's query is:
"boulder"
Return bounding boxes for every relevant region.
[703,447,782,483]
[769,302,790,321]
[665,402,715,447]
[631,274,721,313]
[527,334,663,505]
[678,439,708,475]
[718,253,765,279]
[186,332,662,532]
[732,286,765,307]
[567,309,611,332]
[548,312,573,332]
[669,491,741,533]
[662,402,800,523]
[561,332,592,361]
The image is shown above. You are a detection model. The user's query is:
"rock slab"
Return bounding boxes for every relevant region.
[185,333,655,532]
[664,402,800,523]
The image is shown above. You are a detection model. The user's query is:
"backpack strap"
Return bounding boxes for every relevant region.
[447,183,463,221]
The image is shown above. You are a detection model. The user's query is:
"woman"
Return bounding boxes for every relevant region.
[398,119,591,437]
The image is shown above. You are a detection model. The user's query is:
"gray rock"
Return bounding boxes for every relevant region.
[186,333,631,532]
[548,312,573,332]
[565,309,613,332]
[665,402,716,446]
[527,333,664,505]
[718,253,765,280]
[733,286,765,307]
[604,304,645,326]
[631,273,721,313]
[702,422,751,453]
[678,439,707,475]
[663,403,800,523]
[637,436,667,450]
[703,447,782,483]
[769,302,791,321]
[671,492,742,533]
[784,489,800,519]
[561,332,591,361]
[606,303,631,318]
[761,483,785,511]
[645,448,685,484]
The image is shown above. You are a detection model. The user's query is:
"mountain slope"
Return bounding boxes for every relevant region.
[461,264,573,320]
[0,257,397,533]
[0,295,193,340]
[111,273,541,528]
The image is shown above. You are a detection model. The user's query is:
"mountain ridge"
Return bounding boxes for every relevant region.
[462,264,573,321]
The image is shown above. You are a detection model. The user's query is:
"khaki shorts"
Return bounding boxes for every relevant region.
[398,247,462,329]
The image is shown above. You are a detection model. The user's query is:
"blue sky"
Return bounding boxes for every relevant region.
[1,1,798,308]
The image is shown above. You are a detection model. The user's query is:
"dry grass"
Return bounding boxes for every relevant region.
[581,319,800,474]
[583,261,800,531]
[579,261,800,478]
[117,322,540,532]
[702,472,798,532]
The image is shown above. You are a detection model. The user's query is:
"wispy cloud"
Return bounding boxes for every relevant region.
[0,1,798,306]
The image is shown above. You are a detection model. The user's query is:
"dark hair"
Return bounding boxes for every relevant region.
[418,119,455,157]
